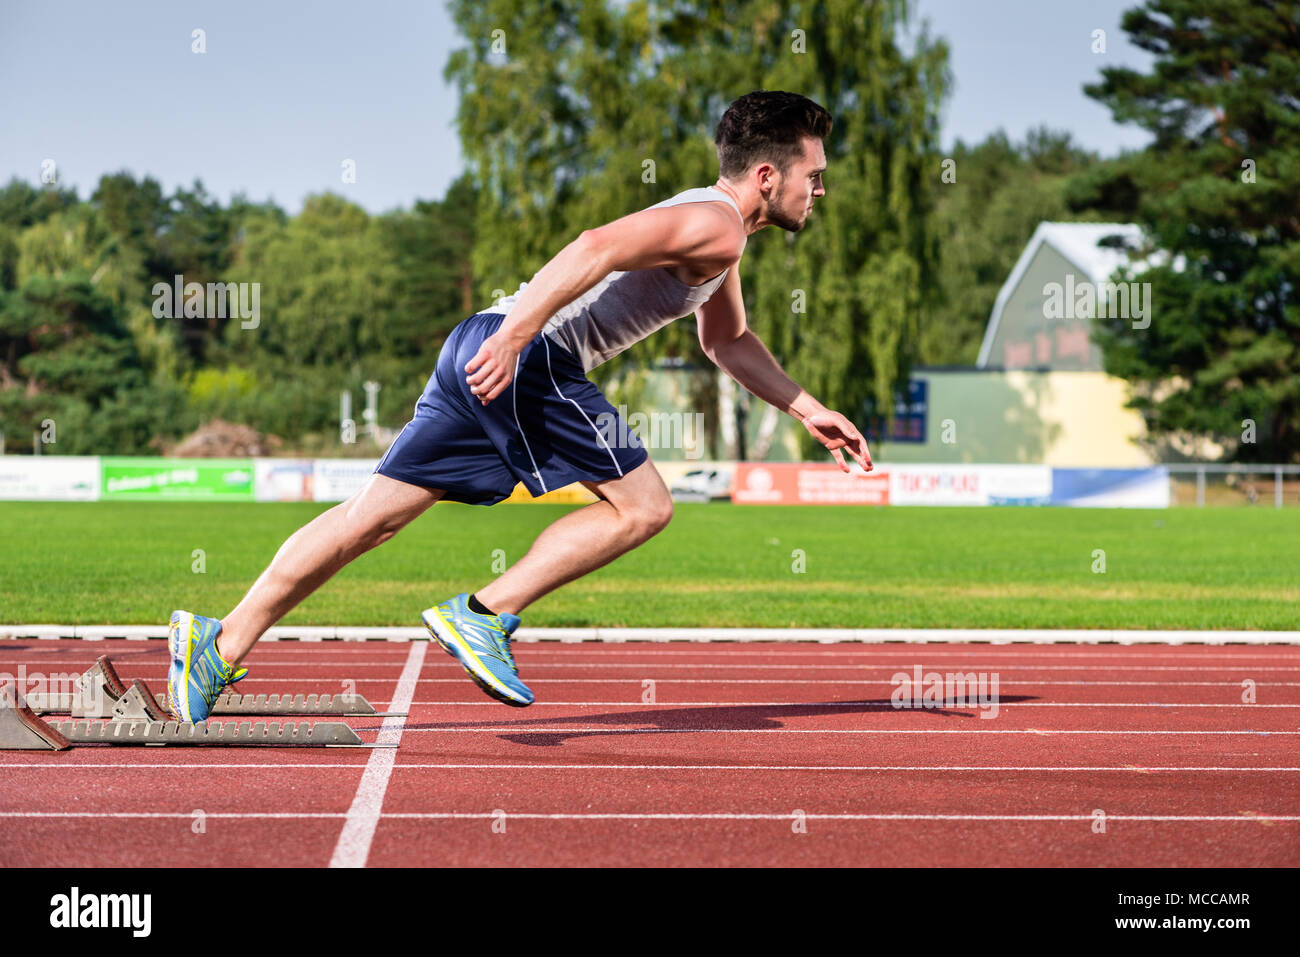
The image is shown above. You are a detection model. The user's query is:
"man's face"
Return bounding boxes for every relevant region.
[765,136,827,233]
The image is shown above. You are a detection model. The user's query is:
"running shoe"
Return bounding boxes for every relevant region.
[167,610,237,722]
[421,594,533,706]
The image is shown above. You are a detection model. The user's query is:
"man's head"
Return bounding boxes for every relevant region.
[714,90,832,232]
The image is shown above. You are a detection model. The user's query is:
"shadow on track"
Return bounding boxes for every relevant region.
[403,696,1039,747]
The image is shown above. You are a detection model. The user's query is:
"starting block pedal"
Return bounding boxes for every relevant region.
[26,655,377,716]
[0,699,72,751]
[23,656,128,717]
[1,657,366,750]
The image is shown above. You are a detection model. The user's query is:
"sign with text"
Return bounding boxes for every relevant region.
[312,459,380,502]
[0,456,99,500]
[732,462,889,505]
[863,379,927,444]
[254,459,314,501]
[101,458,254,501]
[889,465,1051,506]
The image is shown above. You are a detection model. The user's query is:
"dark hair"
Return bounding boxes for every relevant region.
[714,91,832,180]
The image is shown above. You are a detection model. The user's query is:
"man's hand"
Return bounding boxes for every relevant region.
[801,408,873,473]
[464,333,521,405]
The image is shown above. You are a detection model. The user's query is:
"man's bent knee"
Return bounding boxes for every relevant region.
[626,494,673,541]
[340,475,440,551]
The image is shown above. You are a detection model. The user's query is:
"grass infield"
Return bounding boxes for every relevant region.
[5,501,1296,629]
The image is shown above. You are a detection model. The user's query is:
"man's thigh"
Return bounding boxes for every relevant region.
[580,458,671,516]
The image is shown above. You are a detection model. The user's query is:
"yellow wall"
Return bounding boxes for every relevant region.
[876,369,1153,466]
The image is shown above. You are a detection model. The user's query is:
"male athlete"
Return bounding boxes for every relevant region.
[165,90,873,721]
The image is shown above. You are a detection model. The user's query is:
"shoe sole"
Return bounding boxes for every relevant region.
[421,608,532,707]
[167,610,195,722]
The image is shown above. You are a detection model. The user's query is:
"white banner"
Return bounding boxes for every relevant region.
[1050,468,1170,508]
[0,456,99,500]
[889,465,1052,507]
[312,458,380,502]
[254,458,314,501]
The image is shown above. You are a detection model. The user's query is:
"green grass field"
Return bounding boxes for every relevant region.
[4,501,1296,629]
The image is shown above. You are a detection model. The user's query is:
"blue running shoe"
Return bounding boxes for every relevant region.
[167,610,237,722]
[421,594,533,707]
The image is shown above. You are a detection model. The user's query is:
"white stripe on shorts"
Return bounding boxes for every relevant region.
[543,336,623,477]
[511,355,547,493]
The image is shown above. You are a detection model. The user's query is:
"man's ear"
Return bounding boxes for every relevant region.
[755,163,780,198]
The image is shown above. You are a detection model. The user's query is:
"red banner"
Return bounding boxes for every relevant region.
[731,463,889,505]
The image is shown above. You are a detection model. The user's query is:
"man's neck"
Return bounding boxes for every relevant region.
[711,179,768,235]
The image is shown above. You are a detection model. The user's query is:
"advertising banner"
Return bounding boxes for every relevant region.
[101,458,254,501]
[1050,467,1170,508]
[312,459,380,502]
[732,463,889,505]
[889,465,1052,506]
[254,459,314,502]
[0,456,99,501]
[503,483,598,505]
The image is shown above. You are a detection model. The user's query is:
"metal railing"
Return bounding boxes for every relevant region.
[1165,464,1300,508]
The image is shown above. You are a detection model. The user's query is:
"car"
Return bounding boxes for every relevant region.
[670,468,732,502]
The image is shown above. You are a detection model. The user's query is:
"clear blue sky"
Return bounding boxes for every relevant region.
[0,0,1153,214]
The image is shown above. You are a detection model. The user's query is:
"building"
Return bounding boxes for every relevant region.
[875,222,1157,466]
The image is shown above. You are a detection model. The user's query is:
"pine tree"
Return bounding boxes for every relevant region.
[1085,0,1300,461]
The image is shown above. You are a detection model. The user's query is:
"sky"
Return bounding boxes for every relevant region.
[0,0,1155,215]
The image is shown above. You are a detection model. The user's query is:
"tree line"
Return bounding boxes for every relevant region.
[1,0,1295,461]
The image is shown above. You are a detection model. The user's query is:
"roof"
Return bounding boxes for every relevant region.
[976,222,1145,368]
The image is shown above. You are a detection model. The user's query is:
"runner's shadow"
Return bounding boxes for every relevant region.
[408,696,1038,747]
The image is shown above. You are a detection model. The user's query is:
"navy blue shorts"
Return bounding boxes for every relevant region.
[375,312,648,506]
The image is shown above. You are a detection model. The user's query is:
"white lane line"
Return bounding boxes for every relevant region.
[395,701,1300,708]
[20,665,1290,687]
[327,642,425,869]
[11,648,1299,661]
[3,763,1298,772]
[400,727,1300,735]
[414,679,1300,687]
[1,811,1296,823]
[189,665,1300,683]
[501,663,1300,671]
[8,628,1300,646]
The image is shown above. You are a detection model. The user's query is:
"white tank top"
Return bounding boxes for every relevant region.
[481,186,744,372]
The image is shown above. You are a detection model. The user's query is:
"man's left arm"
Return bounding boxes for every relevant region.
[696,267,873,473]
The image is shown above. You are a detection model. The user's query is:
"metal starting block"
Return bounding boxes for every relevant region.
[1,656,366,750]
[24,655,376,716]
[41,718,363,748]
[155,690,377,717]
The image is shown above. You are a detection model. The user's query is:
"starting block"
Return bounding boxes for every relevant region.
[1,656,366,750]
[24,656,377,717]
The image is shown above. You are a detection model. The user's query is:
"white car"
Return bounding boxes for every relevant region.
[670,468,732,502]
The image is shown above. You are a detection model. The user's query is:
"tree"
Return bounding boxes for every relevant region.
[1085,0,1300,462]
[0,273,184,453]
[925,129,1103,366]
[445,0,948,457]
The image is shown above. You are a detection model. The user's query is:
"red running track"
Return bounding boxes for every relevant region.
[1,638,1297,867]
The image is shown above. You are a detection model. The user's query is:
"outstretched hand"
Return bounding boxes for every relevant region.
[464,334,520,405]
[801,408,873,473]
